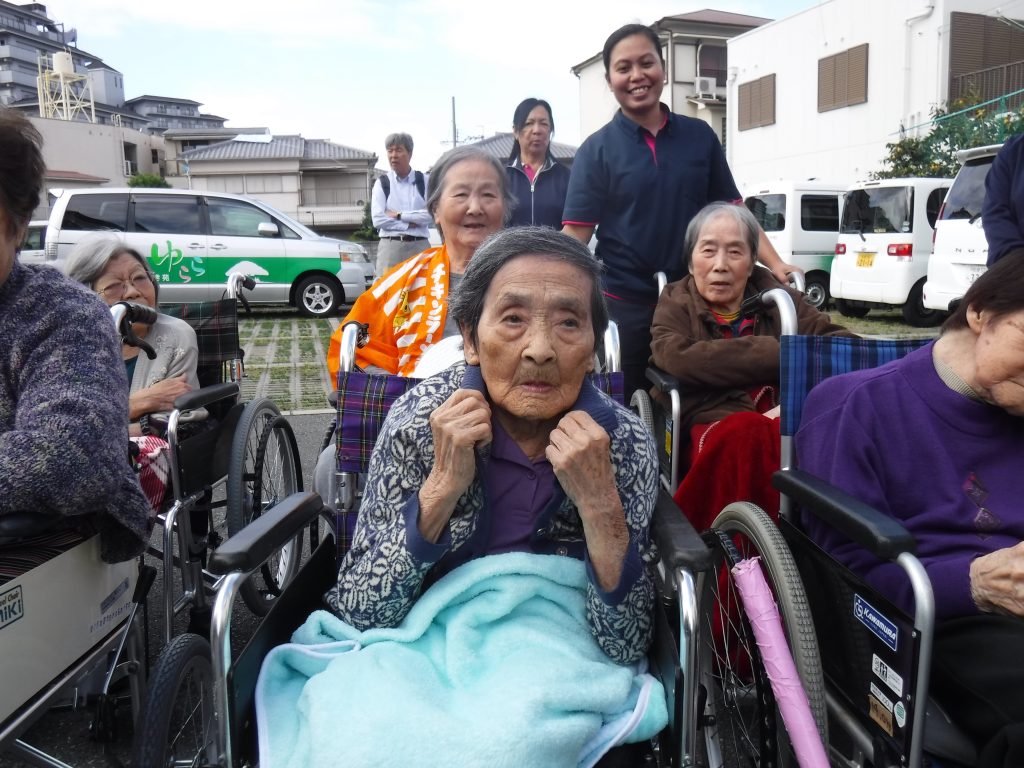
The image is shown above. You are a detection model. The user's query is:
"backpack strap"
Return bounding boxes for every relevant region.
[379,174,390,201]
[379,172,425,204]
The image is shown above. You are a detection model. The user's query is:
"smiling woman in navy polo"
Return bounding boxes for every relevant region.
[562,23,798,398]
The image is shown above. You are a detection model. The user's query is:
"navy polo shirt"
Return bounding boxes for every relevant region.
[563,107,741,302]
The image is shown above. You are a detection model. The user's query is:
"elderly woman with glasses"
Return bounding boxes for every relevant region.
[65,233,199,511]
[0,110,148,559]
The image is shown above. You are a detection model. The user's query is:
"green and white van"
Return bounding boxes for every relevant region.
[44,188,371,317]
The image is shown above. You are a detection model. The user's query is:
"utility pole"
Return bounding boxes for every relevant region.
[442,97,483,148]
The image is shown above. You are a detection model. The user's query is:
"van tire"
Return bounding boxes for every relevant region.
[835,298,869,318]
[295,275,341,318]
[804,272,830,310]
[902,279,944,327]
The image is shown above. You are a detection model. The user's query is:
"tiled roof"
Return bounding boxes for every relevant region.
[661,9,771,27]
[179,135,375,162]
[463,132,577,162]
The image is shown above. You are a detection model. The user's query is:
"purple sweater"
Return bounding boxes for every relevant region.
[795,342,1024,621]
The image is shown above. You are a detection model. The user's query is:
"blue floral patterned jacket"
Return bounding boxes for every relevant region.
[324,362,659,664]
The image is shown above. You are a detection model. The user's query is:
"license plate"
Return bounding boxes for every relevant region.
[966,265,987,284]
[856,252,875,268]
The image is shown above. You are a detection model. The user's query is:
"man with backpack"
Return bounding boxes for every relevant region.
[372,132,431,276]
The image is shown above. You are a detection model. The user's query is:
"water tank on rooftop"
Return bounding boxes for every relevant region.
[52,51,74,75]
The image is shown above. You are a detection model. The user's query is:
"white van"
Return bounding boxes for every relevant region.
[744,180,845,309]
[16,220,47,264]
[923,144,999,311]
[45,188,371,317]
[831,177,951,327]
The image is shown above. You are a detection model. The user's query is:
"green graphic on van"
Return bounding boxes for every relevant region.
[150,240,205,283]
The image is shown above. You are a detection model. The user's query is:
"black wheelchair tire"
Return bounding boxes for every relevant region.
[707,502,828,764]
[226,400,303,615]
[131,633,217,768]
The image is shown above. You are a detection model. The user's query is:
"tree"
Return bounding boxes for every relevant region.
[874,96,1024,179]
[127,173,170,188]
[350,200,379,241]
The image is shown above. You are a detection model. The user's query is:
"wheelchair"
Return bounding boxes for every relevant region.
[151,273,303,637]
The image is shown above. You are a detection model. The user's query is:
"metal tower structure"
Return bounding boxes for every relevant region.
[36,51,95,123]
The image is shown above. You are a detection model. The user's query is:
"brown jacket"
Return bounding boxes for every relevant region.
[650,268,853,430]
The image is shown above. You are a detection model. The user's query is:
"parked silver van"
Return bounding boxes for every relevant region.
[44,188,371,317]
[744,180,846,309]
[923,144,998,311]
[17,220,47,264]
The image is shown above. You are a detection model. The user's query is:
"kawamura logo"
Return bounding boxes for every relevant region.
[854,594,898,652]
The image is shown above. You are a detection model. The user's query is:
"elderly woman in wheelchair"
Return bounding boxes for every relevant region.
[796,255,1024,767]
[65,232,200,512]
[256,227,665,767]
[649,201,851,531]
[0,110,151,761]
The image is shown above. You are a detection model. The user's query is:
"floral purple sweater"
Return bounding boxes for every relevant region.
[0,262,149,561]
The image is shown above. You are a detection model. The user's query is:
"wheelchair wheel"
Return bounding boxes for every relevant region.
[131,633,217,768]
[227,399,304,616]
[630,389,655,435]
[701,502,827,767]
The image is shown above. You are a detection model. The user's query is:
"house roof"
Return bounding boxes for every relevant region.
[657,9,771,27]
[124,95,202,106]
[462,132,577,162]
[179,135,376,163]
[46,168,109,183]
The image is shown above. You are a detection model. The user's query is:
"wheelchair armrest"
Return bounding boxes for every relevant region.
[652,491,713,573]
[773,469,917,560]
[173,382,239,412]
[207,491,324,575]
[0,511,62,540]
[645,366,679,394]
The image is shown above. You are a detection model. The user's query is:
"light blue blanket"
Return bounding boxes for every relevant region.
[255,552,667,768]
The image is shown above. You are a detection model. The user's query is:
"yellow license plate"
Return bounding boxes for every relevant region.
[856,252,875,268]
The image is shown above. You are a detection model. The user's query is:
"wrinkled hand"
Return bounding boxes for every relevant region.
[546,411,628,590]
[772,262,804,285]
[970,542,1024,616]
[131,374,192,417]
[418,390,491,542]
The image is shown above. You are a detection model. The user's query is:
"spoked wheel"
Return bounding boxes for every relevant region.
[700,502,827,767]
[131,633,217,768]
[226,399,303,615]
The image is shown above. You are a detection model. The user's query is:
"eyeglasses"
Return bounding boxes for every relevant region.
[96,272,152,300]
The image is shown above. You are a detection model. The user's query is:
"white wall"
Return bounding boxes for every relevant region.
[576,62,619,141]
[725,0,996,191]
[32,115,163,182]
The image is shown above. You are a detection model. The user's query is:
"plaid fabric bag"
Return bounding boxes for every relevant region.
[163,299,241,387]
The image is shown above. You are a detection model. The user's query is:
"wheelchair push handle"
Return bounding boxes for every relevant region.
[740,286,799,336]
[110,301,158,360]
[226,272,256,313]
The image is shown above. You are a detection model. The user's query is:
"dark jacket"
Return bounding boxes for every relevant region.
[506,157,571,229]
[650,267,853,430]
[983,133,1024,266]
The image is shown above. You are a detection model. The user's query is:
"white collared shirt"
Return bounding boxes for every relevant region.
[371,169,431,238]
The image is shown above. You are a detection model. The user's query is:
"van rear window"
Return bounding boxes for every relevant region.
[745,194,786,231]
[841,187,914,234]
[800,195,839,232]
[941,158,992,221]
[61,194,128,231]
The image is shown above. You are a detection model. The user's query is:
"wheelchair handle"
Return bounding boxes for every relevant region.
[110,301,158,359]
[740,287,799,336]
[337,321,370,374]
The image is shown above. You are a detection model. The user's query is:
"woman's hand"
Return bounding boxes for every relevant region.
[546,411,629,591]
[970,543,1024,616]
[128,374,192,420]
[417,390,491,542]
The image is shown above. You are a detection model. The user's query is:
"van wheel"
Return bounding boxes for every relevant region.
[296,275,341,318]
[804,273,830,310]
[835,298,869,318]
[902,279,944,327]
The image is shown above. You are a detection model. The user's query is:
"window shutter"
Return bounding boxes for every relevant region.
[738,80,753,131]
[847,44,868,106]
[761,73,776,126]
[818,56,836,112]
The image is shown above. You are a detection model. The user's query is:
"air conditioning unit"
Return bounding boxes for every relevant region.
[695,76,716,98]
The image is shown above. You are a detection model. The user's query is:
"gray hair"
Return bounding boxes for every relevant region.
[384,132,414,153]
[449,226,608,349]
[64,232,158,300]
[683,202,759,270]
[425,146,516,241]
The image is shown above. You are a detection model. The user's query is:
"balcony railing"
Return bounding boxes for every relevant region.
[951,60,1024,111]
[300,188,362,207]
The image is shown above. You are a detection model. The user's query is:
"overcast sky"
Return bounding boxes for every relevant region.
[47,0,817,167]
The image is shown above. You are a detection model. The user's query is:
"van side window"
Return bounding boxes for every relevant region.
[61,193,128,231]
[207,198,298,239]
[926,187,948,229]
[800,195,839,232]
[131,194,202,234]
